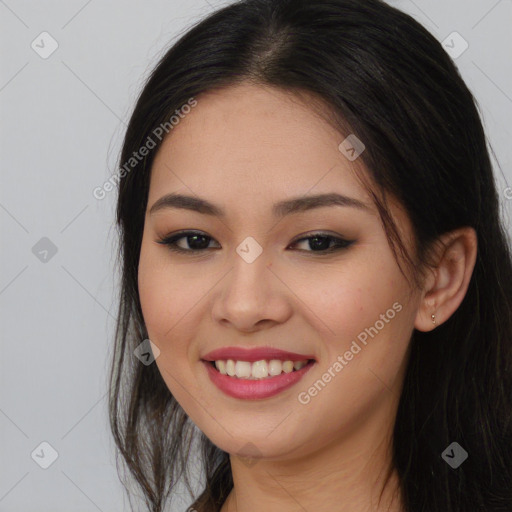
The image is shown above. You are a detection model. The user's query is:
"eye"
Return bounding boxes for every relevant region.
[288,232,355,253]
[157,230,220,253]
[156,230,355,254]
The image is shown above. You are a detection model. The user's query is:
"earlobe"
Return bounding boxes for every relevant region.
[414,290,438,332]
[414,227,477,332]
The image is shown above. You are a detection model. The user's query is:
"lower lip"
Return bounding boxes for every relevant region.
[202,360,316,400]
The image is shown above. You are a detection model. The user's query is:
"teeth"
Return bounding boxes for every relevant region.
[213,359,310,379]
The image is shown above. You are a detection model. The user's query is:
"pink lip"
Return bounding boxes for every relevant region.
[202,360,316,400]
[201,346,316,363]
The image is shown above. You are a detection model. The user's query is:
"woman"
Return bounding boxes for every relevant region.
[108,0,512,511]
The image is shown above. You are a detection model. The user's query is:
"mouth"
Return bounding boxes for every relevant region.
[203,358,316,380]
[201,358,316,400]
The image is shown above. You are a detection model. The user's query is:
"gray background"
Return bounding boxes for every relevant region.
[1,0,511,511]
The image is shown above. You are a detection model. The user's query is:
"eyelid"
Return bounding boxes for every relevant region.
[156,229,355,254]
[289,232,355,252]
[290,229,348,244]
[156,230,219,251]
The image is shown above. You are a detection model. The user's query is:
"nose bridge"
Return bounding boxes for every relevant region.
[211,235,286,329]
[228,235,272,293]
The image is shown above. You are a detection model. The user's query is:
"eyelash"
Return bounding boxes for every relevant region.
[156,230,355,255]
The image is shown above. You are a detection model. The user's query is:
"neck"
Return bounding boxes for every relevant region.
[220,414,404,512]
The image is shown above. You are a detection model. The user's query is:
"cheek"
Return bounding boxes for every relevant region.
[137,242,184,341]
[137,242,212,358]
[292,256,406,341]
[138,245,163,335]
[137,247,200,399]
[295,256,413,394]
[291,266,412,436]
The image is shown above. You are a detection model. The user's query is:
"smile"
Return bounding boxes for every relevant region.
[202,358,316,399]
[210,358,312,379]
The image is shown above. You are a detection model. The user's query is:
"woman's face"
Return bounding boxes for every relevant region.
[138,83,422,461]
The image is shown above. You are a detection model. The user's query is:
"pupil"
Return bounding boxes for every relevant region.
[189,234,209,249]
[310,236,330,251]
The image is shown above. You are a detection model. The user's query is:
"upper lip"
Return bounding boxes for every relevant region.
[201,346,316,362]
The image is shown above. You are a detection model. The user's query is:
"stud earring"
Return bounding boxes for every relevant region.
[431,313,436,325]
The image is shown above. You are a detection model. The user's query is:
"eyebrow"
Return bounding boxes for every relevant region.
[149,192,371,218]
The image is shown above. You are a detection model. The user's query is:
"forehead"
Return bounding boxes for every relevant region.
[149,83,370,207]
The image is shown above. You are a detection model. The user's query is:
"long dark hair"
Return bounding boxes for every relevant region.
[109,1,512,511]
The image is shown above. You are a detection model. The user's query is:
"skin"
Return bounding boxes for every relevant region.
[137,83,477,512]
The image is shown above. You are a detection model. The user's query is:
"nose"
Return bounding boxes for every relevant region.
[210,248,292,332]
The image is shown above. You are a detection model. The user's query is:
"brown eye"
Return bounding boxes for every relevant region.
[157,231,220,253]
[157,230,354,255]
[289,233,355,253]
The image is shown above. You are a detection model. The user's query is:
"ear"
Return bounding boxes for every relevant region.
[414,227,477,332]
